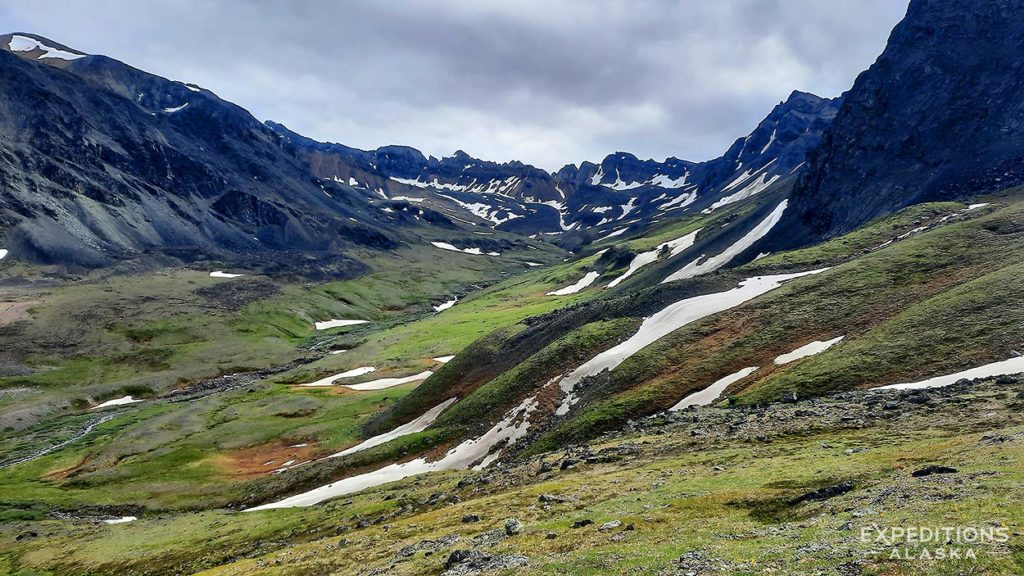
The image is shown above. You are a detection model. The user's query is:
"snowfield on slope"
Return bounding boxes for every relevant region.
[556,269,828,415]
[773,336,845,365]
[879,357,1024,390]
[9,35,86,60]
[606,229,702,288]
[248,397,538,509]
[327,398,457,459]
[662,200,787,283]
[433,298,457,312]
[547,271,600,296]
[300,367,377,387]
[91,396,143,409]
[431,242,500,256]
[342,370,434,391]
[315,319,370,330]
[671,367,759,410]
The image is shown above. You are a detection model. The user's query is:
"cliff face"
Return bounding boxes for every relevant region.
[776,0,1024,247]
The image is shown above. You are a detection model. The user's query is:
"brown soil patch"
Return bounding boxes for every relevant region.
[0,301,37,326]
[43,456,89,481]
[215,441,320,480]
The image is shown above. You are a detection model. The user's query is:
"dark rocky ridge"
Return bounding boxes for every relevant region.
[271,90,840,243]
[774,0,1024,248]
[0,30,838,268]
[0,33,443,271]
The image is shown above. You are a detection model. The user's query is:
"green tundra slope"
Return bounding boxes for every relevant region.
[3,375,1022,575]
[2,187,1024,575]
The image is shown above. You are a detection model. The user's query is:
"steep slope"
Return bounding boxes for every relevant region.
[0,33,458,272]
[775,0,1024,247]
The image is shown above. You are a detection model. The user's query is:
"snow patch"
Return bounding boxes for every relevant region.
[431,241,499,256]
[773,336,845,365]
[92,396,142,410]
[0,249,7,260]
[879,357,1024,391]
[210,271,244,278]
[704,173,780,212]
[248,396,538,509]
[650,173,689,189]
[328,398,457,459]
[103,516,137,525]
[671,367,759,410]
[600,227,629,241]
[300,367,377,387]
[162,103,189,113]
[433,298,457,312]
[618,197,638,219]
[432,355,455,363]
[547,271,600,296]
[8,35,86,61]
[343,370,433,391]
[658,191,698,211]
[555,269,828,415]
[315,319,369,330]
[662,200,787,283]
[606,229,701,289]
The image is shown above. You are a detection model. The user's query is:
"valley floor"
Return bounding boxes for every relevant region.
[2,377,1023,574]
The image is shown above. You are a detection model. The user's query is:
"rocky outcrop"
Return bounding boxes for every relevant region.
[776,0,1024,247]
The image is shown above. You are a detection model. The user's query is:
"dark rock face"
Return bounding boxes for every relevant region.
[0,34,423,271]
[777,0,1024,248]
[911,465,958,477]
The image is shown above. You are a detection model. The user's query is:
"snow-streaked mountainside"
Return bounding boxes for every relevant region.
[0,32,504,273]
[269,90,839,247]
[0,29,837,270]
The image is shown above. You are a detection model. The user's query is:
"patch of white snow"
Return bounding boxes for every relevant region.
[662,200,788,284]
[328,398,457,459]
[879,357,1024,390]
[555,269,828,415]
[547,271,600,296]
[671,367,759,410]
[92,396,142,410]
[773,336,845,365]
[315,319,369,330]
[343,371,434,391]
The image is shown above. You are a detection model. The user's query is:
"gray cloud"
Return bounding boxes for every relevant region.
[3,0,908,170]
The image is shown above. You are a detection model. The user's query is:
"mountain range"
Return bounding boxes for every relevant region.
[0,30,839,269]
[7,1,1024,573]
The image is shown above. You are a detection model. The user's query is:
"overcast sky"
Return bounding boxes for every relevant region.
[4,1,908,171]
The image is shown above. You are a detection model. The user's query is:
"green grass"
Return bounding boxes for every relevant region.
[529,197,1024,447]
[5,379,1021,575]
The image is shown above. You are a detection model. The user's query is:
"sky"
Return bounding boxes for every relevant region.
[3,0,909,171]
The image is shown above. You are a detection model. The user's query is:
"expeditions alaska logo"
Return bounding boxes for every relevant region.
[861,524,1010,560]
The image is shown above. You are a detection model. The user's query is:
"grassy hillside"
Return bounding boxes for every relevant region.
[3,378,1021,575]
